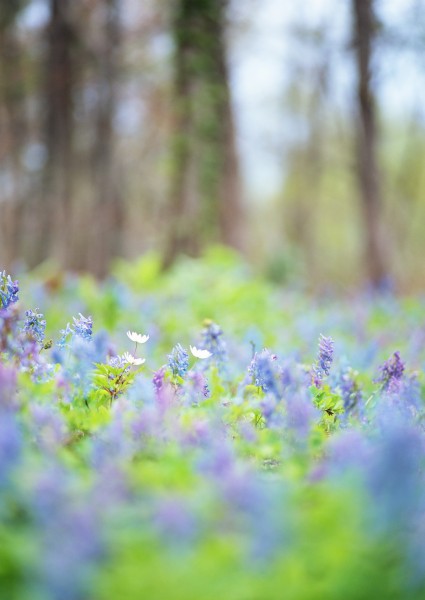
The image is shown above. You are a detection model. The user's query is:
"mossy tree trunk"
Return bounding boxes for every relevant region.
[163,0,243,268]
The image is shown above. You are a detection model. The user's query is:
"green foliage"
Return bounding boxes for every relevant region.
[311,385,344,433]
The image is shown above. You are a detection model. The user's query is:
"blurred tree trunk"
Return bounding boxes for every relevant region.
[30,0,76,268]
[352,0,388,288]
[88,0,124,278]
[163,0,243,268]
[0,10,27,269]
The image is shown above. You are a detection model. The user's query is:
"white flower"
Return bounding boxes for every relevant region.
[126,331,149,344]
[190,345,212,359]
[122,352,145,366]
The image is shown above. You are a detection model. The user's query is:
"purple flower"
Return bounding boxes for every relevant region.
[318,335,334,376]
[312,334,334,385]
[375,351,405,392]
[152,366,166,394]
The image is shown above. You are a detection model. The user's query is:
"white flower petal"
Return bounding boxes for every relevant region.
[190,345,212,359]
[127,331,150,344]
[122,351,135,364]
[132,357,146,366]
[122,352,145,365]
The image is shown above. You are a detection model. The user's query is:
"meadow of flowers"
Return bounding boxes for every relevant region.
[1,248,425,600]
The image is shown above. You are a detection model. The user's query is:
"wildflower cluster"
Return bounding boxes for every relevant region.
[0,264,425,600]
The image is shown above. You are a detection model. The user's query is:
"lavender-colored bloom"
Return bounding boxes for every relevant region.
[22,308,46,344]
[168,343,189,378]
[248,349,279,397]
[317,334,334,377]
[312,334,334,385]
[201,320,227,363]
[73,313,93,341]
[375,351,405,392]
[152,366,166,394]
[0,270,19,309]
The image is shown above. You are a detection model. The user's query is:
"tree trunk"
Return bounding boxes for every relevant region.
[352,0,388,288]
[163,0,243,268]
[88,0,124,278]
[0,6,28,270]
[31,0,75,268]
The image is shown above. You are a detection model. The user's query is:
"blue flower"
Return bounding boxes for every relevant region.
[168,343,189,378]
[73,313,93,341]
[248,349,279,397]
[22,308,46,344]
[0,271,19,309]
